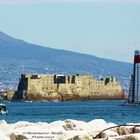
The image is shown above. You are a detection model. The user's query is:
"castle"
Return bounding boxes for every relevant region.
[16,73,126,101]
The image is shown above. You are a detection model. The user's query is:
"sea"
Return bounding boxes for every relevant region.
[0,100,140,124]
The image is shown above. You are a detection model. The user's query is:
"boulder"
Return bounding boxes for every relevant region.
[117,126,134,135]
[63,120,76,131]
[100,130,119,138]
[0,120,9,131]
[134,126,140,133]
[106,137,116,140]
[0,133,10,140]
[88,119,108,132]
[68,134,93,140]
[113,134,140,140]
[10,133,28,140]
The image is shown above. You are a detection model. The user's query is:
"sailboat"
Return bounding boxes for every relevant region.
[128,50,140,104]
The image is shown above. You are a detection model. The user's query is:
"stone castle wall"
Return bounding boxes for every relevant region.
[16,74,126,101]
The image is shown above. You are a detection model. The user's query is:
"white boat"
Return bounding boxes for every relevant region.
[52,100,59,102]
[24,100,33,103]
[0,104,8,114]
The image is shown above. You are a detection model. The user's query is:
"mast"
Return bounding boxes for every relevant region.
[128,74,133,103]
[130,50,140,103]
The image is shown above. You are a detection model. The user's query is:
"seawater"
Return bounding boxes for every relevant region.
[0,100,140,124]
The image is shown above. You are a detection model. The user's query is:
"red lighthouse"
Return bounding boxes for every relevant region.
[128,50,140,104]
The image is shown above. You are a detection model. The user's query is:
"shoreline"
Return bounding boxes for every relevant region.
[2,98,127,103]
[0,119,140,140]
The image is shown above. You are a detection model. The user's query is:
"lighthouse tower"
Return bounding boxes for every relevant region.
[128,50,140,103]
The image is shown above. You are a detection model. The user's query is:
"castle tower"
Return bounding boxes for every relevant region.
[129,50,140,103]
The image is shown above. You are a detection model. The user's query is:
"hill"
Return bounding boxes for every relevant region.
[0,31,132,91]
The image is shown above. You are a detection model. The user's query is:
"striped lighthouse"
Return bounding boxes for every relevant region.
[128,50,140,104]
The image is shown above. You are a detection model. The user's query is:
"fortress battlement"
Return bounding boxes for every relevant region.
[16,73,126,101]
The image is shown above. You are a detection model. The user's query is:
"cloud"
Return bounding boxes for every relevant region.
[0,0,140,5]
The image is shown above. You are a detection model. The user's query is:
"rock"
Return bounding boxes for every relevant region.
[2,119,140,140]
[49,120,64,129]
[0,120,7,125]
[88,119,108,132]
[13,121,35,128]
[134,126,140,133]
[0,120,10,132]
[117,126,134,135]
[63,119,90,131]
[106,137,116,140]
[63,120,76,131]
[0,133,10,140]
[68,134,93,140]
[100,130,119,138]
[88,119,107,126]
[10,133,28,140]
[113,134,140,140]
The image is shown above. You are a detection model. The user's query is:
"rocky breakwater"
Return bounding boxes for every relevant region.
[0,119,140,140]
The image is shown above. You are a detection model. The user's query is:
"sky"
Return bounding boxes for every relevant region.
[0,0,140,63]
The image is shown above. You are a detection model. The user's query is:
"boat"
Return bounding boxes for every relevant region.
[128,50,140,104]
[0,104,8,114]
[24,100,33,103]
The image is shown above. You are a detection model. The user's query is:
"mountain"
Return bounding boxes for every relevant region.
[0,31,132,91]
